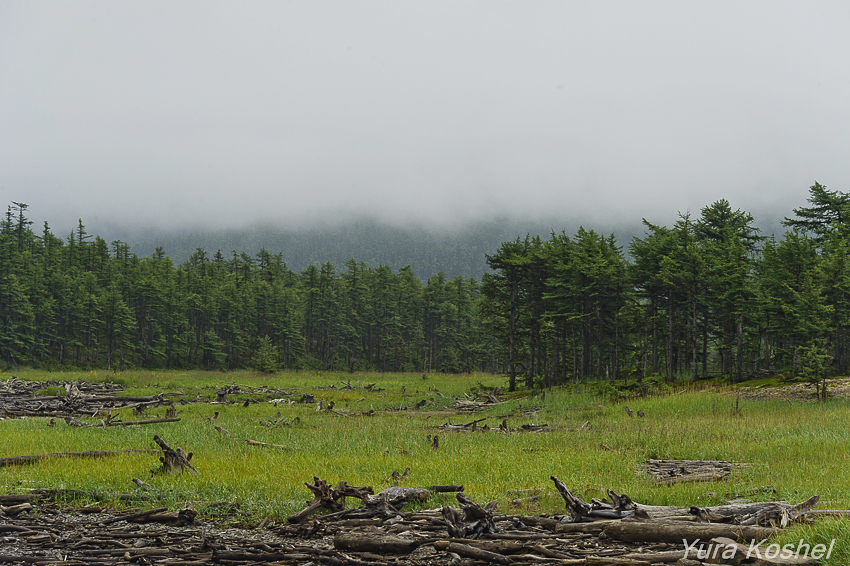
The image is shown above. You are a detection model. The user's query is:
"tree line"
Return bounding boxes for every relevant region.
[1,183,847,387]
[481,183,850,390]
[0,203,489,373]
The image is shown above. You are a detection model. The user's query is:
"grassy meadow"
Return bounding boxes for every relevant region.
[2,368,850,562]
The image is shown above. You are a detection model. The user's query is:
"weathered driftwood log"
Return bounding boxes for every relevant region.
[368,486,431,508]
[287,477,374,523]
[690,495,820,527]
[434,541,512,565]
[0,494,39,504]
[441,492,498,539]
[602,520,779,544]
[151,435,197,475]
[551,476,645,521]
[641,459,748,485]
[318,485,432,521]
[0,502,32,516]
[98,506,169,525]
[334,532,423,553]
[0,449,160,467]
[555,520,616,534]
[453,399,497,412]
[552,476,818,528]
[129,508,197,526]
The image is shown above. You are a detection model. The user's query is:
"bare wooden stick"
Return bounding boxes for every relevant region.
[106,418,181,426]
[245,439,293,450]
[430,484,464,492]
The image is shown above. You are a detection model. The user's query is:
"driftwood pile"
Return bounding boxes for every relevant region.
[438,417,555,434]
[451,388,504,412]
[0,377,170,418]
[641,459,749,485]
[286,478,434,525]
[264,475,832,565]
[0,473,834,566]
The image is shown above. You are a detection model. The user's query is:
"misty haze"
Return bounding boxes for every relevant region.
[2,2,848,240]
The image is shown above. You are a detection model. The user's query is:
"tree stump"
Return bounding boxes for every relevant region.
[287,477,373,523]
[551,476,642,521]
[151,435,197,475]
[441,492,498,539]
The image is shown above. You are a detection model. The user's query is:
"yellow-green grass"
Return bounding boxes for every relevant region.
[2,369,849,563]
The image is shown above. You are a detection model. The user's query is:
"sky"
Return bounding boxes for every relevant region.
[2,1,849,234]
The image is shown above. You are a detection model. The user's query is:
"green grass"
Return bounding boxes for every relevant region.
[2,369,849,563]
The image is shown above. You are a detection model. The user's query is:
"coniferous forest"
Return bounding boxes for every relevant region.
[1,183,849,390]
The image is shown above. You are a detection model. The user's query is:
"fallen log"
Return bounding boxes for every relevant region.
[434,540,513,565]
[551,476,817,527]
[0,525,37,533]
[689,495,820,527]
[602,520,779,544]
[129,508,197,526]
[0,494,39,503]
[0,502,32,516]
[367,486,431,507]
[334,532,424,553]
[641,459,748,485]
[98,506,169,525]
[555,520,615,534]
[0,449,160,467]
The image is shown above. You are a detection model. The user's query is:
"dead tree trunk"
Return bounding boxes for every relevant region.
[151,435,197,475]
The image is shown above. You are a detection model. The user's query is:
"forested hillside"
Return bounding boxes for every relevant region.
[1,184,846,390]
[95,218,592,280]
